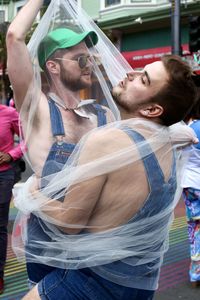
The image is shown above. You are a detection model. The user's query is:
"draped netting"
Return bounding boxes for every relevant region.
[11,0,198,290]
[19,0,133,173]
[12,118,196,289]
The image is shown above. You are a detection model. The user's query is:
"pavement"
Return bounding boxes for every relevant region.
[154,200,200,300]
[0,177,199,299]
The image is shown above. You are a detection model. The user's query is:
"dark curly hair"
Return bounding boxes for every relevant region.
[149,55,199,126]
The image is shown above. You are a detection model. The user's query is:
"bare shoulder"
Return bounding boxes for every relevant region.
[81,127,132,160]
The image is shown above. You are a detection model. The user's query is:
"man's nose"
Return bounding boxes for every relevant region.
[126,71,143,81]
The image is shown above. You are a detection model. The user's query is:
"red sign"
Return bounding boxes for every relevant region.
[122,44,190,69]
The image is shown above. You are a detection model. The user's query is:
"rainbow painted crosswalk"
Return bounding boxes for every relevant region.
[0,202,189,299]
[158,216,189,292]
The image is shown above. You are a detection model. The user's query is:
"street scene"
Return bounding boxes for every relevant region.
[0,0,200,299]
[0,189,199,299]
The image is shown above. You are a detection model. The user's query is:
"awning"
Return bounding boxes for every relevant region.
[122,44,190,69]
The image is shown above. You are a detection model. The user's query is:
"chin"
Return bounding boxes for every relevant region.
[81,78,92,88]
[112,86,122,100]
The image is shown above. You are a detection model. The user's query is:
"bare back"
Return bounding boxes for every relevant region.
[84,128,173,232]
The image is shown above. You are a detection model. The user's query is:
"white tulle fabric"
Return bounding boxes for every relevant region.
[13,119,195,287]
[12,0,197,290]
[20,0,133,161]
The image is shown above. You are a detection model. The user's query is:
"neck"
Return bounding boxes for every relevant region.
[118,105,137,120]
[50,86,81,109]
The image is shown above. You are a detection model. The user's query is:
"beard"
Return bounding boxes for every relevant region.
[112,85,122,101]
[112,86,133,113]
[59,63,91,91]
[60,75,87,91]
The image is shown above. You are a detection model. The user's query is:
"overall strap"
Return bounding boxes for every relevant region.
[123,127,165,188]
[48,99,65,137]
[92,104,107,127]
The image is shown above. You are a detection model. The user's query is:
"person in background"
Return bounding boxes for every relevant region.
[6,90,15,108]
[0,104,23,294]
[182,86,200,288]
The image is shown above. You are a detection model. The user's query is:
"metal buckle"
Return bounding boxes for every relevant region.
[55,135,64,145]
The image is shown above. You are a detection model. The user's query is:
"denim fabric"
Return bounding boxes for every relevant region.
[36,128,176,298]
[182,187,200,282]
[38,269,155,300]
[190,120,200,150]
[26,99,107,283]
[0,169,15,277]
[92,128,176,291]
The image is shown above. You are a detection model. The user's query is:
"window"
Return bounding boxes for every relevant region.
[0,11,5,23]
[130,0,150,2]
[17,6,23,12]
[105,0,121,7]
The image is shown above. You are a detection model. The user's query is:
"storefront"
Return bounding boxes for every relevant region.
[122,44,190,69]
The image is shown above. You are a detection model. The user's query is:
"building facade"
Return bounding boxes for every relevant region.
[91,0,200,69]
[1,0,200,69]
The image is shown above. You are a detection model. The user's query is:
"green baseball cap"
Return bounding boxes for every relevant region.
[38,28,98,69]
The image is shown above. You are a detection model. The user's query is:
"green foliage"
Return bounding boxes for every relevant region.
[0,22,9,59]
[0,22,10,102]
[1,0,10,4]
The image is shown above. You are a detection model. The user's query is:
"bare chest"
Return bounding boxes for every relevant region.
[27,110,97,174]
[61,111,97,143]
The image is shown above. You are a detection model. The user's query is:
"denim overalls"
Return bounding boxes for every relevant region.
[26,99,107,284]
[38,128,177,300]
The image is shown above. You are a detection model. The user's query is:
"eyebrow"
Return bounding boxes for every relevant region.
[144,71,151,85]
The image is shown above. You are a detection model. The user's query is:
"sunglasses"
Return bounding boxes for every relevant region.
[54,54,101,69]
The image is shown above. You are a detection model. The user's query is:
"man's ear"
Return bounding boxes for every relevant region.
[139,104,164,118]
[45,60,60,75]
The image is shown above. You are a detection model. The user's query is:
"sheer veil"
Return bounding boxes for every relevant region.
[11,0,197,289]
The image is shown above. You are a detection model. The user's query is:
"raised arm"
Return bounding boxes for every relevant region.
[6,0,44,110]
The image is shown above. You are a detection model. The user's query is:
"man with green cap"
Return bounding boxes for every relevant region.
[6,0,115,286]
[37,27,98,70]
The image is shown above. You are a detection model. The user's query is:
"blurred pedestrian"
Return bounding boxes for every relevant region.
[182,83,200,287]
[0,104,23,294]
[6,90,14,107]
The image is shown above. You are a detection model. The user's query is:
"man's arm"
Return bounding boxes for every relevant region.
[6,0,44,111]
[37,132,109,234]
[169,122,199,146]
[0,108,23,164]
[44,176,107,235]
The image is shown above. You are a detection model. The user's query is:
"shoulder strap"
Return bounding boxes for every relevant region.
[92,103,107,127]
[123,127,165,188]
[48,99,65,137]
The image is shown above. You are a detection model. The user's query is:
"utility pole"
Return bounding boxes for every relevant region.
[171,0,182,55]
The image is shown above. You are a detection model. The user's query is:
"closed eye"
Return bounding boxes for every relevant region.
[141,75,146,85]
[141,71,151,86]
[144,71,151,85]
